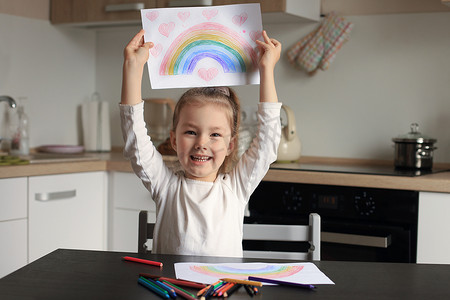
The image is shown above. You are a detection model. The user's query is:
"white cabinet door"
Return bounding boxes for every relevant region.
[109,172,155,252]
[417,192,450,264]
[28,172,107,262]
[0,177,28,278]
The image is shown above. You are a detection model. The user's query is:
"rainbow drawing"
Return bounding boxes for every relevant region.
[189,264,304,280]
[159,22,258,76]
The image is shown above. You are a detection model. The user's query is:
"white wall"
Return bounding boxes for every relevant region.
[96,12,450,163]
[0,13,96,147]
[2,11,449,163]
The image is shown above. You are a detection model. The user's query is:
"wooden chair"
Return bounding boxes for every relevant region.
[243,213,321,260]
[138,210,155,254]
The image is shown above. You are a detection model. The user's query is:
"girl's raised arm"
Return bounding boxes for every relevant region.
[121,29,154,106]
[255,30,281,103]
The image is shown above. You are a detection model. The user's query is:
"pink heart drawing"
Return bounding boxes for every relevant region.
[150,43,162,57]
[198,68,218,81]
[232,12,248,27]
[158,22,175,37]
[177,11,190,22]
[250,30,262,42]
[145,11,159,22]
[202,8,218,20]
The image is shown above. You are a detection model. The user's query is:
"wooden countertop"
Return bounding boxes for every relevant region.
[1,153,449,193]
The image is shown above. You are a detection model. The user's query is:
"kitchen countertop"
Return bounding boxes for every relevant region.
[1,152,449,193]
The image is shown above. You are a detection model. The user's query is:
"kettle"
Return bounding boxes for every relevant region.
[277,105,301,163]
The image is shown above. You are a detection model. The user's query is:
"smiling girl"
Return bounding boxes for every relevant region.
[120,29,281,257]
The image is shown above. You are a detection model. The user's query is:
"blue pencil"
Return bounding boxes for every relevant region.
[155,280,178,298]
[248,276,315,289]
[138,277,171,299]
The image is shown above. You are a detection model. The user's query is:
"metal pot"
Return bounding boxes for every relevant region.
[392,123,437,169]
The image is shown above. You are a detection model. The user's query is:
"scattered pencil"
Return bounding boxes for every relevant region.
[220,278,263,287]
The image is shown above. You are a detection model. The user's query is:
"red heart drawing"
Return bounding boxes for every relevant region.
[177,11,190,22]
[158,22,175,37]
[250,30,262,42]
[145,11,159,22]
[150,43,162,57]
[198,68,218,81]
[202,8,218,20]
[232,12,248,27]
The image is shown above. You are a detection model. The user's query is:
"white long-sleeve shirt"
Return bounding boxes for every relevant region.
[120,101,281,257]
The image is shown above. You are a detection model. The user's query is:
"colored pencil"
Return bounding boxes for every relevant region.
[224,284,242,298]
[248,276,316,289]
[159,277,207,289]
[244,284,254,297]
[220,278,263,287]
[162,280,197,300]
[197,280,221,297]
[139,273,207,289]
[138,277,170,299]
[200,283,215,300]
[218,283,234,297]
[155,280,177,298]
[122,256,163,267]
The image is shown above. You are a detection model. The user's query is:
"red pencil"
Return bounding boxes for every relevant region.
[159,277,207,289]
[122,256,163,267]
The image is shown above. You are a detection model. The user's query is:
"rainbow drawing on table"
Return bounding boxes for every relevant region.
[159,22,258,76]
[189,264,304,280]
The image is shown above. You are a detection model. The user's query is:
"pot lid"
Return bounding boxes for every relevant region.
[392,123,437,143]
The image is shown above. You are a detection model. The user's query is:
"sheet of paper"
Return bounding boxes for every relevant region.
[174,262,335,285]
[140,4,262,89]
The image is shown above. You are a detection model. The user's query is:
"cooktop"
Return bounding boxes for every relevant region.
[271,163,449,177]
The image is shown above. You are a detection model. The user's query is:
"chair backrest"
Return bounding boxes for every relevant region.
[243,213,321,260]
[138,210,155,254]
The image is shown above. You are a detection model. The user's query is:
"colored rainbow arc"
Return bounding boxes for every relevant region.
[159,22,257,76]
[189,265,304,280]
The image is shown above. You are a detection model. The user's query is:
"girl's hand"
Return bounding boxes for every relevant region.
[123,29,154,68]
[255,30,282,72]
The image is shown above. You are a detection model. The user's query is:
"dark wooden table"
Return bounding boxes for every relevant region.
[1,249,449,299]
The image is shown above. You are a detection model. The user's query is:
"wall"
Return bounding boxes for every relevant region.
[0,12,96,148]
[96,12,450,163]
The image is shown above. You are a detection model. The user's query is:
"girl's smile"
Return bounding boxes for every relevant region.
[170,102,235,182]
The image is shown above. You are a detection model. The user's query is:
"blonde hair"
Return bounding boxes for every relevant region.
[172,87,240,173]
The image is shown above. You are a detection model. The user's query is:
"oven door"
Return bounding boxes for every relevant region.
[320,221,416,263]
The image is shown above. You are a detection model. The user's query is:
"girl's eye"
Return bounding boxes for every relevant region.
[185,130,196,135]
[211,133,221,137]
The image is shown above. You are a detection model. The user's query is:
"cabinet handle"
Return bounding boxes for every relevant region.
[35,190,76,201]
[105,3,145,12]
[168,0,212,7]
[321,231,392,248]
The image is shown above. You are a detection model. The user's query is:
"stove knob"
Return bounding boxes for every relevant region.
[282,187,302,212]
[354,192,376,216]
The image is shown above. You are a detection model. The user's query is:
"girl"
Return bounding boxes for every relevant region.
[120,29,281,257]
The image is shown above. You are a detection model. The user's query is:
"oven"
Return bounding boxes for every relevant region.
[245,181,419,263]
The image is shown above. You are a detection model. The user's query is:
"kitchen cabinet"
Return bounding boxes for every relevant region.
[321,0,450,16]
[51,0,163,25]
[417,192,450,264]
[28,172,107,262]
[0,178,27,278]
[108,172,156,252]
[50,0,320,25]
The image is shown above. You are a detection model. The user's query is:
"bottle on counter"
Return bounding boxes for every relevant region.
[10,105,29,156]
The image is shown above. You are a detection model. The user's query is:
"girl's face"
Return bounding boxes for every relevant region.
[170,102,235,182]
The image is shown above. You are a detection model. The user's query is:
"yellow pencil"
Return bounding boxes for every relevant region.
[220,278,263,287]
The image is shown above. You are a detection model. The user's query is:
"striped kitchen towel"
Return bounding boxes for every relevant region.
[287,12,353,74]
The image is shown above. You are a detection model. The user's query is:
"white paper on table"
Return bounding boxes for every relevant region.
[140,4,263,89]
[174,262,335,285]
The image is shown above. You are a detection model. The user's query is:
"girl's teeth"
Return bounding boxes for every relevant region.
[192,156,209,162]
